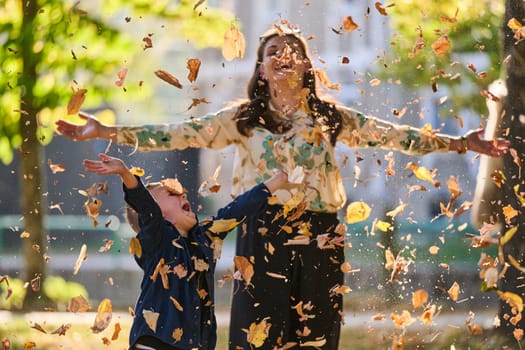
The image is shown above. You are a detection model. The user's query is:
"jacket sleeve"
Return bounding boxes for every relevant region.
[123,178,165,255]
[115,105,241,152]
[201,183,271,236]
[336,105,452,155]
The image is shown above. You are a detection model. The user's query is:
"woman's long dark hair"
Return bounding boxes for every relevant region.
[234,28,342,145]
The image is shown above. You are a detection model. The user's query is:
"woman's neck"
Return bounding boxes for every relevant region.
[269,88,303,117]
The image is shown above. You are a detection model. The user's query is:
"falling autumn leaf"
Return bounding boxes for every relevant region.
[412,289,428,309]
[91,298,112,333]
[222,24,246,61]
[129,237,143,258]
[343,16,359,31]
[374,2,388,16]
[130,166,145,177]
[186,58,201,82]
[68,295,91,313]
[234,256,254,287]
[66,88,87,115]
[344,201,371,224]
[431,35,451,56]
[48,159,66,174]
[155,70,183,89]
[73,244,88,275]
[186,97,210,111]
[161,178,185,195]
[447,281,460,301]
[244,318,271,348]
[408,162,440,188]
[114,68,128,87]
[208,218,243,234]
[111,323,122,341]
[143,310,159,332]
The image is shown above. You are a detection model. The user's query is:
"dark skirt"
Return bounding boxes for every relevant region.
[228,204,344,350]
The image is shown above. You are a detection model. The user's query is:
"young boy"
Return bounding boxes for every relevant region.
[83,153,288,350]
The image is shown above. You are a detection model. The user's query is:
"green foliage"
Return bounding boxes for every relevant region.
[0,277,26,310]
[0,0,233,164]
[42,275,88,310]
[379,0,505,117]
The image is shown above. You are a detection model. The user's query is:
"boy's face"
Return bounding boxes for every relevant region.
[150,185,197,234]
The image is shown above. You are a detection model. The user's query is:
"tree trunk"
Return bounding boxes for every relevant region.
[498,0,525,333]
[19,0,50,310]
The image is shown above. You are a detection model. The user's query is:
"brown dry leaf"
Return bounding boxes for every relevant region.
[91,298,112,333]
[161,178,184,195]
[155,70,183,89]
[84,198,102,220]
[31,322,47,334]
[234,256,254,287]
[67,88,87,115]
[73,244,88,276]
[447,281,460,301]
[244,318,271,348]
[186,58,201,82]
[502,205,518,224]
[343,16,359,31]
[143,36,153,50]
[186,97,210,111]
[420,304,437,325]
[432,35,451,56]
[129,237,143,258]
[50,323,71,335]
[222,24,246,61]
[98,239,114,253]
[390,310,414,329]
[172,328,183,342]
[68,295,91,313]
[115,68,128,87]
[446,176,462,201]
[111,322,121,341]
[412,289,428,309]
[0,275,13,300]
[143,310,159,332]
[48,159,66,174]
[374,2,388,16]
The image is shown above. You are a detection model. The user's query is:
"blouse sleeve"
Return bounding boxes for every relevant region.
[336,105,452,155]
[116,105,241,151]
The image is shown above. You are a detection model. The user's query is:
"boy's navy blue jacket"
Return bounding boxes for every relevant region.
[125,178,271,349]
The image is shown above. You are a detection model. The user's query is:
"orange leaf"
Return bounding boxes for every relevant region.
[67,88,87,115]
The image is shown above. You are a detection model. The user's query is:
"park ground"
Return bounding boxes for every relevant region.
[0,306,519,349]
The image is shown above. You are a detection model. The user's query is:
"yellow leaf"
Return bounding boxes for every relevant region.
[498,290,524,313]
[410,163,439,187]
[376,220,391,232]
[508,18,523,31]
[129,166,144,177]
[514,184,525,207]
[501,226,518,246]
[245,318,271,348]
[222,24,245,61]
[91,298,112,333]
[129,237,143,258]
[508,255,525,273]
[345,201,371,224]
[208,218,242,233]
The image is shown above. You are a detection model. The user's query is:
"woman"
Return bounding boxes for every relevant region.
[57,26,509,349]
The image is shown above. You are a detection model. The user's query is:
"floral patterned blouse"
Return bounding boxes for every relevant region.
[117,104,452,213]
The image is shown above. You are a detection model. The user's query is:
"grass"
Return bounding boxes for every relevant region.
[0,309,517,350]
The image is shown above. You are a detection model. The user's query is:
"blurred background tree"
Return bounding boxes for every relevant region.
[0,0,233,310]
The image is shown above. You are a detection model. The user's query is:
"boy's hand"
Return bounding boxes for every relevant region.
[264,169,289,193]
[83,153,138,189]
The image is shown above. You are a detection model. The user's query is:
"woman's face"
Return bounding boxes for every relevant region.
[260,35,311,89]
